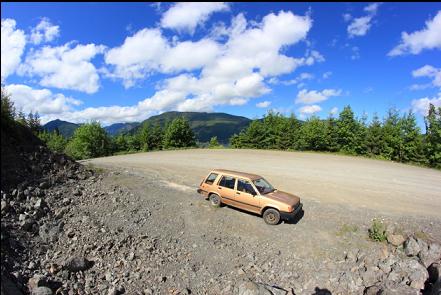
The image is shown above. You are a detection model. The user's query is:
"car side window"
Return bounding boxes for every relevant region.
[218,175,236,189]
[237,179,257,195]
[205,173,218,185]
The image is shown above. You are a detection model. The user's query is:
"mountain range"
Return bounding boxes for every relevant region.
[43,112,251,144]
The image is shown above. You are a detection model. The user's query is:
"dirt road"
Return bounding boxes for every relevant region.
[76,149,441,293]
[85,149,441,217]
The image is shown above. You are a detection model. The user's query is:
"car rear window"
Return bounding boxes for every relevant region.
[205,173,218,184]
[218,175,236,189]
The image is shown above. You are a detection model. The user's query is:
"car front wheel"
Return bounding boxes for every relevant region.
[263,208,280,225]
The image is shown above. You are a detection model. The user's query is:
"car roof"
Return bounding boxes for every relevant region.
[211,169,262,180]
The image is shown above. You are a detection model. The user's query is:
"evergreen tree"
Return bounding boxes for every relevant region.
[299,116,328,151]
[401,110,425,163]
[325,115,339,152]
[382,108,403,161]
[336,106,358,154]
[208,136,221,148]
[366,113,384,156]
[354,113,368,155]
[425,104,441,168]
[163,117,196,149]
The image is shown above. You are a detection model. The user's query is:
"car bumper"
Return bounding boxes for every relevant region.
[197,188,209,197]
[280,203,303,220]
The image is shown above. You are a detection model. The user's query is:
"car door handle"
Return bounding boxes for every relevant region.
[236,192,240,195]
[218,187,222,189]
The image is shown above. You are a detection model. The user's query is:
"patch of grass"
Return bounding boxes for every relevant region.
[368,218,387,242]
[414,230,429,242]
[85,163,106,174]
[337,223,359,237]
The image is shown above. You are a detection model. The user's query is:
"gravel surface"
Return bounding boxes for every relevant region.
[85,149,441,217]
[2,148,441,295]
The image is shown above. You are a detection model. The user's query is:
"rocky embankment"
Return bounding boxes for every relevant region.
[1,128,440,294]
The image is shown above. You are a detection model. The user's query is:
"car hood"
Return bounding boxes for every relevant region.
[264,190,300,206]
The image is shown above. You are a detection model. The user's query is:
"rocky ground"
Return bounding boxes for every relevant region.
[1,122,441,295]
[1,145,441,295]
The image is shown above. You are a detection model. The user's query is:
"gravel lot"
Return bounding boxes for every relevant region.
[85,149,441,217]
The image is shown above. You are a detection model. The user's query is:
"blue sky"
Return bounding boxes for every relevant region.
[1,2,440,127]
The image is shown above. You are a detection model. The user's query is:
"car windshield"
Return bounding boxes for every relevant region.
[253,178,275,194]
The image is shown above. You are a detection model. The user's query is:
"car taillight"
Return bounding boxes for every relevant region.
[200,179,204,186]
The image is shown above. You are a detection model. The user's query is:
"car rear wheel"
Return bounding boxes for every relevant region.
[209,194,221,207]
[263,208,280,225]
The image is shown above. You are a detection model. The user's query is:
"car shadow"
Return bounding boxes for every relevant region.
[220,204,305,225]
[310,287,332,295]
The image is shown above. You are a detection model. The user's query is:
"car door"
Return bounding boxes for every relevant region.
[235,178,261,213]
[216,175,237,205]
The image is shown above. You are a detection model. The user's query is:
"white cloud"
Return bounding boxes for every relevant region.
[5,84,82,118]
[256,101,271,108]
[409,83,432,91]
[295,88,342,104]
[161,2,229,33]
[298,104,321,115]
[103,10,312,115]
[351,46,360,60]
[343,13,352,22]
[20,43,105,93]
[104,29,168,87]
[348,16,373,37]
[30,18,59,45]
[269,72,314,86]
[389,11,441,56]
[347,3,380,38]
[1,19,26,79]
[411,94,441,116]
[161,39,221,72]
[412,65,441,87]
[322,71,332,79]
[364,3,381,14]
[330,107,339,115]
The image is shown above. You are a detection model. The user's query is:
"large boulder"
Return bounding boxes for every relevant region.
[404,237,421,257]
[387,234,405,247]
[63,256,92,272]
[419,243,441,268]
[237,281,273,295]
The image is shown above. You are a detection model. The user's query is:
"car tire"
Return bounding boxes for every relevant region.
[209,193,221,207]
[263,208,280,225]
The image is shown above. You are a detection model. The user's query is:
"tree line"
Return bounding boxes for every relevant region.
[231,105,441,168]
[2,86,440,167]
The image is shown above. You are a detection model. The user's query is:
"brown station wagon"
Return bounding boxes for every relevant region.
[197,169,303,225]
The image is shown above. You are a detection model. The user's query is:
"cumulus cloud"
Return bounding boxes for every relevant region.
[298,104,321,115]
[330,107,339,115]
[347,3,380,38]
[5,84,82,118]
[30,18,60,44]
[1,18,26,79]
[161,2,229,33]
[20,43,105,93]
[411,94,441,116]
[103,10,312,116]
[389,11,441,56]
[269,72,314,86]
[412,65,441,87]
[295,88,342,104]
[256,101,271,108]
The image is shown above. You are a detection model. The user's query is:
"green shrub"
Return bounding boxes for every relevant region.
[65,122,111,160]
[368,219,387,242]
